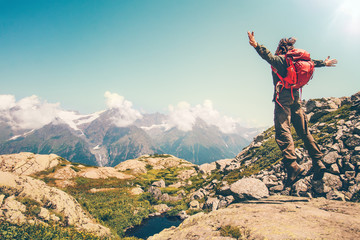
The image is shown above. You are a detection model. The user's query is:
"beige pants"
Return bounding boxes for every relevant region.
[274,90,323,161]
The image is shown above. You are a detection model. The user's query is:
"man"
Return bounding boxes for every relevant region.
[247,31,338,186]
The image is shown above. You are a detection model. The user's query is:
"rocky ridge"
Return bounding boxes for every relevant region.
[0,171,111,237]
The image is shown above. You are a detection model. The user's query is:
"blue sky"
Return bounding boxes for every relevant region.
[1,0,359,127]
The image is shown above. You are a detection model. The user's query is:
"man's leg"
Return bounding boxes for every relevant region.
[291,99,326,180]
[274,101,304,186]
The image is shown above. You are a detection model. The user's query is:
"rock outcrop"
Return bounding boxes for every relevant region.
[217,92,360,201]
[149,195,360,240]
[0,152,61,176]
[0,170,111,237]
[115,154,196,174]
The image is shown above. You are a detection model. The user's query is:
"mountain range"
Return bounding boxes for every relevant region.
[0,108,260,166]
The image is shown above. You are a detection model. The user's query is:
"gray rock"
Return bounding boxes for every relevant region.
[2,196,27,224]
[345,171,356,180]
[326,191,346,201]
[153,204,171,215]
[351,155,360,166]
[312,173,343,194]
[215,159,233,171]
[177,169,197,181]
[191,188,208,200]
[262,175,279,187]
[205,197,220,211]
[198,162,216,175]
[269,184,284,193]
[356,173,360,184]
[230,178,269,200]
[178,210,189,220]
[148,186,162,199]
[0,194,5,205]
[38,207,50,221]
[217,182,232,195]
[329,164,340,174]
[344,134,360,149]
[189,200,200,209]
[323,151,339,165]
[293,177,311,197]
[152,179,166,188]
[50,214,60,222]
[306,99,323,113]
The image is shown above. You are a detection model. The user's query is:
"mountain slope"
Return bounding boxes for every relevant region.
[0,109,257,166]
[0,123,97,166]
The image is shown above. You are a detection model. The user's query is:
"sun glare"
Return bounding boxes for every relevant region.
[331,0,360,36]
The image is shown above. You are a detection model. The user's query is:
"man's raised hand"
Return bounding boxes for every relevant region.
[324,56,338,67]
[247,31,257,48]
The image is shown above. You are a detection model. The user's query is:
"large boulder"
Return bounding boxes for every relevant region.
[0,152,60,176]
[230,178,269,200]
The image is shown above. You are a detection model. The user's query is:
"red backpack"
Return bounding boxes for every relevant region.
[271,49,315,105]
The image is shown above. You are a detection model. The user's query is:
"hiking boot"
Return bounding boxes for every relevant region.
[312,159,326,181]
[283,159,305,187]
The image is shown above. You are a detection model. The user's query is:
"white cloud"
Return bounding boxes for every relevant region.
[0,93,248,133]
[167,100,238,133]
[0,94,100,131]
[0,95,16,110]
[104,91,143,127]
[8,95,61,129]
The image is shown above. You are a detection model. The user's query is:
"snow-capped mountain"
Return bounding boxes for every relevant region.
[0,98,262,166]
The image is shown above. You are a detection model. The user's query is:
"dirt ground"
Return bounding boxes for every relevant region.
[149,195,360,240]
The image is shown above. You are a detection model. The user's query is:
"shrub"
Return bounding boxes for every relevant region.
[219,225,256,240]
[0,221,104,240]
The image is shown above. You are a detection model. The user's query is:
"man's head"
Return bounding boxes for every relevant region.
[275,37,297,55]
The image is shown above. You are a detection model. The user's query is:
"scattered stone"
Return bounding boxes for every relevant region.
[177,211,189,220]
[130,187,144,195]
[177,169,197,181]
[329,164,340,174]
[153,204,171,215]
[345,171,356,180]
[38,207,51,221]
[168,182,184,188]
[269,184,284,193]
[189,200,200,209]
[198,162,217,175]
[344,135,360,149]
[148,186,162,199]
[312,173,342,195]
[323,151,339,165]
[0,194,5,205]
[326,191,346,201]
[293,177,311,197]
[205,197,220,211]
[191,188,208,200]
[230,178,269,200]
[152,179,166,188]
[215,159,233,171]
